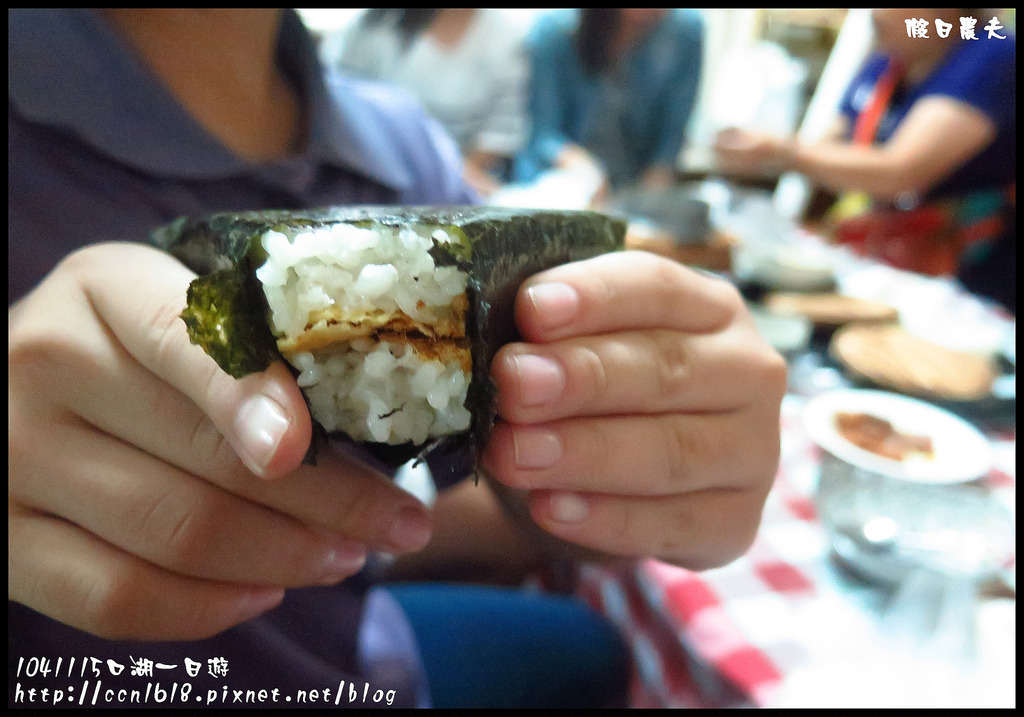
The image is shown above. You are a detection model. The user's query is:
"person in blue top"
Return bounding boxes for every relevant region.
[714,8,1015,313]
[514,8,704,195]
[8,8,785,709]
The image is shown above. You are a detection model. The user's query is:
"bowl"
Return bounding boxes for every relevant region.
[749,305,812,356]
[747,245,837,292]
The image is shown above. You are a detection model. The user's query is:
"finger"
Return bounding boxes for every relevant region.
[8,508,285,641]
[21,298,433,554]
[491,325,788,423]
[11,417,370,587]
[216,444,435,555]
[482,406,781,497]
[525,487,770,570]
[69,243,311,479]
[515,251,744,342]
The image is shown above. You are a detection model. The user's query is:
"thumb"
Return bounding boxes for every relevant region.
[211,361,314,479]
[80,242,312,479]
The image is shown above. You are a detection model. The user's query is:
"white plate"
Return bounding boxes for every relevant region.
[804,389,993,484]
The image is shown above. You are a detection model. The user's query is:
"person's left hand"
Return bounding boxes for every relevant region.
[713,127,798,178]
[462,162,501,198]
[482,251,786,570]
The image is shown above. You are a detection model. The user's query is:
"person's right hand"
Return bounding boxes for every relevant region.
[712,127,797,178]
[8,242,434,641]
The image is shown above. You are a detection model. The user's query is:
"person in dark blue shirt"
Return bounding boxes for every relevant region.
[714,9,1015,313]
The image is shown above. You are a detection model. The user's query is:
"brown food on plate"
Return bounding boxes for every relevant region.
[835,411,934,461]
[830,323,997,401]
[764,292,898,326]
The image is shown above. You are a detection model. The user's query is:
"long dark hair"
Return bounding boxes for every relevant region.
[577,8,621,75]
[362,9,440,48]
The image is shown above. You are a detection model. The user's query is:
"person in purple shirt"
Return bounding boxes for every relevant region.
[9,9,786,709]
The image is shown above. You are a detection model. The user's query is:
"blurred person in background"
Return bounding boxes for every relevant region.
[9,7,785,709]
[714,8,1015,314]
[321,8,529,197]
[513,8,704,199]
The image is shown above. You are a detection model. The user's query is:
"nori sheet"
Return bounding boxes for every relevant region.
[153,206,626,477]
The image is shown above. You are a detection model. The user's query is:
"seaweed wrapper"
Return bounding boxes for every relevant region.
[153,206,626,478]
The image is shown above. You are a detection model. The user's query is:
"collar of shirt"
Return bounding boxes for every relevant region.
[8,9,412,192]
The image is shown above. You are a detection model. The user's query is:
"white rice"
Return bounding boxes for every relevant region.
[257,224,465,338]
[291,341,471,444]
[255,224,472,444]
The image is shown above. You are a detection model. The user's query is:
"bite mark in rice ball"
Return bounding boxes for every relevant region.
[157,206,626,470]
[256,223,473,445]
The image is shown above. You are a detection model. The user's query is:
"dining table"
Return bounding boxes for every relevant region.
[567,190,1017,709]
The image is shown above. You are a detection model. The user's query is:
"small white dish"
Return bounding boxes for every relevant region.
[748,245,837,292]
[749,305,812,354]
[804,389,993,484]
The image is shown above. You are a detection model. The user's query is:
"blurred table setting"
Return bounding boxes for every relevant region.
[486,177,1015,707]
[577,390,1014,708]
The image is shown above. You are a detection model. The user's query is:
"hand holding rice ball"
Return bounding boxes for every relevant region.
[8,214,784,640]
[160,205,784,569]
[9,242,427,639]
[483,251,786,568]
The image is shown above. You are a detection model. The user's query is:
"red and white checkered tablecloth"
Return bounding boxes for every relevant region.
[578,394,1016,708]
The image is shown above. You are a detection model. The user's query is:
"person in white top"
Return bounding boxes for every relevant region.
[322,8,529,197]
